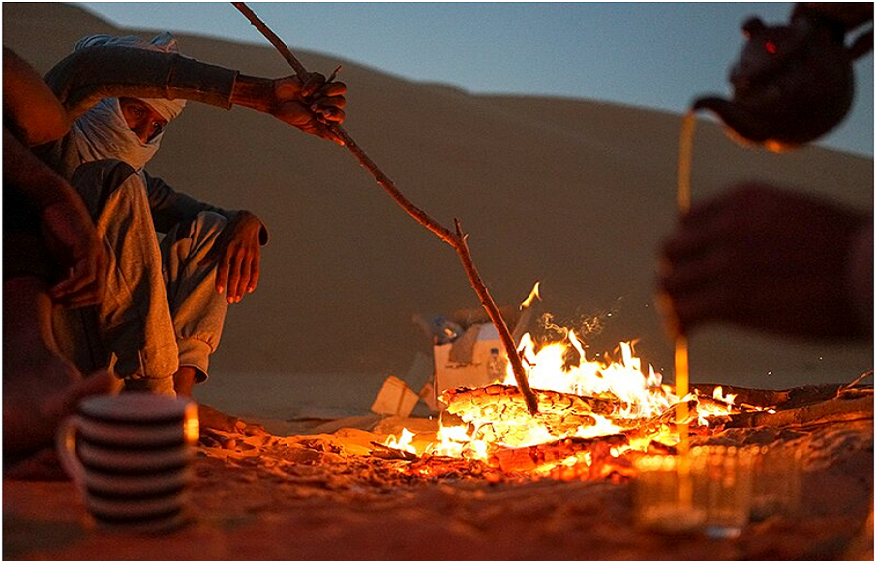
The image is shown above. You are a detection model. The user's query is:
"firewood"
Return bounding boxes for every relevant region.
[488,434,628,473]
[370,442,418,461]
[621,399,699,439]
[440,384,616,446]
[442,384,618,418]
[721,395,873,429]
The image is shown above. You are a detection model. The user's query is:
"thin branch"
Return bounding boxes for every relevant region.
[232,2,539,415]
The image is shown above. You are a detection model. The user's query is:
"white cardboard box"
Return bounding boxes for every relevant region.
[371,375,420,417]
[432,323,505,407]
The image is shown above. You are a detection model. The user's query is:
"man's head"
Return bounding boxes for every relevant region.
[118,98,168,143]
[70,32,186,170]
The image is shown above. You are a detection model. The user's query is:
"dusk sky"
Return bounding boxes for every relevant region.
[74,2,873,156]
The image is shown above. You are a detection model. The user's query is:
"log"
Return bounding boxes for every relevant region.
[692,382,873,410]
[441,384,618,419]
[620,399,702,442]
[720,395,873,429]
[488,434,628,473]
[440,384,614,447]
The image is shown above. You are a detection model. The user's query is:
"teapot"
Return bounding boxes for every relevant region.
[692,13,870,151]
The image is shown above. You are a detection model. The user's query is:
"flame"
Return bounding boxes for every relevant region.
[713,385,736,406]
[520,282,541,309]
[384,428,417,455]
[382,314,738,477]
[506,335,671,420]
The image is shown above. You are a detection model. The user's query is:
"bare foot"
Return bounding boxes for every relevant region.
[172,366,268,440]
[197,403,268,436]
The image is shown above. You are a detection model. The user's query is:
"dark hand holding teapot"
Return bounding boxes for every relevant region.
[693,4,872,151]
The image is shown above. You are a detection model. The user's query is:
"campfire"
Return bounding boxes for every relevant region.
[380,314,754,482]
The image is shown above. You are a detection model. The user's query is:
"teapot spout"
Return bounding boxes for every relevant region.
[691,95,773,145]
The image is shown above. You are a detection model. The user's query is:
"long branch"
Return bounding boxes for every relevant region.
[231,2,538,415]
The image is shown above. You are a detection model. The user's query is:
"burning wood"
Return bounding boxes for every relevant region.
[488,434,629,473]
[441,384,607,448]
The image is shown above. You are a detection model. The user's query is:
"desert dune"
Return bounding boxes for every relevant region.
[3,2,872,419]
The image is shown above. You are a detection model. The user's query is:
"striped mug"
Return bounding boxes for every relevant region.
[56,393,199,533]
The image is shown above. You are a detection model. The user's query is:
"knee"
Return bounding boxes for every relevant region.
[195,211,228,234]
[170,212,227,245]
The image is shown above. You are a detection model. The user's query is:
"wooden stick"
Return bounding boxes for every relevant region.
[231,2,539,415]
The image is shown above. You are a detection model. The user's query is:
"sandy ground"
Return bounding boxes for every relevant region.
[4,417,873,561]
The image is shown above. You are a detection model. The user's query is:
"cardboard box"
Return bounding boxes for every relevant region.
[432,322,506,408]
[371,375,419,417]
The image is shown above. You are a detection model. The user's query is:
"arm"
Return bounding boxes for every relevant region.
[658,183,872,341]
[145,173,266,304]
[792,3,874,31]
[45,46,346,142]
[145,172,268,244]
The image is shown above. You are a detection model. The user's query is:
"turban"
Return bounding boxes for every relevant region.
[71,32,186,170]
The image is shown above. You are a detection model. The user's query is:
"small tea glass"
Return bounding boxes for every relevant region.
[633,445,753,538]
[633,453,707,534]
[748,442,804,521]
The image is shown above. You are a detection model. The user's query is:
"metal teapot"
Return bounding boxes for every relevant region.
[692,13,870,151]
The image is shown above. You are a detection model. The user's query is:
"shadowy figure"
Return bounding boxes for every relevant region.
[659,3,873,343]
[3,47,119,473]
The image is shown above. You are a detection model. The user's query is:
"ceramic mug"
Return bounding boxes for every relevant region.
[56,393,199,532]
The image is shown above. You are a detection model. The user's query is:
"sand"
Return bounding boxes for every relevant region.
[4,418,873,561]
[2,4,873,560]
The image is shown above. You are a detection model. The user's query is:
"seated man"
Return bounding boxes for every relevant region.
[37,33,347,431]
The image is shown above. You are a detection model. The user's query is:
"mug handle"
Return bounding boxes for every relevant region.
[55,415,86,493]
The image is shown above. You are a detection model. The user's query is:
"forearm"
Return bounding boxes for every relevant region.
[847,220,874,334]
[229,74,276,113]
[145,173,268,243]
[45,46,239,122]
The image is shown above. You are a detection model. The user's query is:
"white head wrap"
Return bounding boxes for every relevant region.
[71,32,187,170]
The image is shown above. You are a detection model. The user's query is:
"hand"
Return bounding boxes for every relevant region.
[658,183,869,340]
[42,196,108,307]
[271,72,347,145]
[204,211,263,303]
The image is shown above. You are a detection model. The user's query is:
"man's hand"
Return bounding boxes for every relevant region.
[205,211,263,303]
[271,72,347,145]
[231,71,347,144]
[658,183,870,340]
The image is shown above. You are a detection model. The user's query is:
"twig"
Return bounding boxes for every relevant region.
[231,2,539,415]
[843,370,873,390]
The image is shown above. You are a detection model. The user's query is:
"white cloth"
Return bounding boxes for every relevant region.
[72,98,159,172]
[70,32,187,171]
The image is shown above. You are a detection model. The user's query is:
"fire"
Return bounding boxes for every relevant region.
[382,294,740,478]
[383,428,417,455]
[509,333,671,420]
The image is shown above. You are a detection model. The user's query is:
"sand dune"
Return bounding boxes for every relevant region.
[4,3,872,418]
